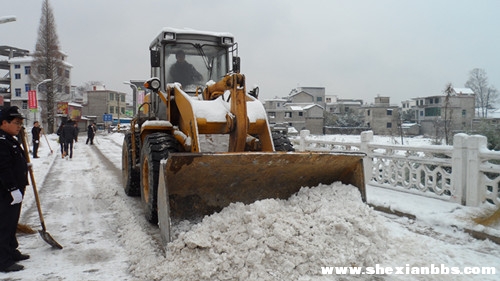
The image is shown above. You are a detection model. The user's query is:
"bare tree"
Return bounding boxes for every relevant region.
[443,83,453,145]
[465,68,498,118]
[30,0,67,133]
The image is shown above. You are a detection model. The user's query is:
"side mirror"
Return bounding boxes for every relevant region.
[232,57,240,73]
[150,50,161,68]
[248,86,259,99]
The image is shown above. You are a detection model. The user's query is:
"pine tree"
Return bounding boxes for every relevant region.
[30,0,68,133]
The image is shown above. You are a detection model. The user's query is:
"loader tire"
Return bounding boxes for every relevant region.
[140,133,181,224]
[122,132,140,196]
[272,132,295,152]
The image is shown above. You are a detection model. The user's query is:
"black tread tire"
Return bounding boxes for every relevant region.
[122,132,140,196]
[140,132,181,224]
[272,132,295,152]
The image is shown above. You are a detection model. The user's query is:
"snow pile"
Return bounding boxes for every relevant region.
[153,183,390,280]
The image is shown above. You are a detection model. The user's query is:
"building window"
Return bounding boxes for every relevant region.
[425,107,441,116]
[285,112,292,118]
[387,122,392,128]
[387,109,393,115]
[420,111,423,116]
[462,109,466,116]
[435,98,439,103]
[109,93,114,100]
[25,84,31,92]
[109,106,115,113]
[15,73,21,79]
[14,64,20,69]
[22,101,28,109]
[15,88,21,97]
[25,66,31,75]
[298,112,303,117]
[430,99,434,104]
[367,110,370,116]
[65,69,70,78]
[316,97,322,102]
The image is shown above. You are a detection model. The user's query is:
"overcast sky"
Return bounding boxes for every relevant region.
[1,0,499,105]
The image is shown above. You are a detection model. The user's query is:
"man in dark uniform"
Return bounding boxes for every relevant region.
[31,121,42,158]
[86,122,96,145]
[0,106,30,272]
[61,119,78,159]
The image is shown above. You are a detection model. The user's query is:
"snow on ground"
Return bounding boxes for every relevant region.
[2,132,500,280]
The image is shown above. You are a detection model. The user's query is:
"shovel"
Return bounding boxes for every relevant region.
[20,129,63,249]
[42,132,53,155]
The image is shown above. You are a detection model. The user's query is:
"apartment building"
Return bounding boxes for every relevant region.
[264,87,325,134]
[363,96,401,135]
[82,86,126,124]
[414,88,475,136]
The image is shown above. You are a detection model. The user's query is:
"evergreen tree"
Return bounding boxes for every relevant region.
[30,0,67,133]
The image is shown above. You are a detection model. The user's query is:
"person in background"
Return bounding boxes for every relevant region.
[56,121,65,155]
[31,121,42,158]
[86,122,95,145]
[61,119,78,159]
[0,106,30,273]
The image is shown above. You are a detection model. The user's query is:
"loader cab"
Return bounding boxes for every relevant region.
[150,28,238,94]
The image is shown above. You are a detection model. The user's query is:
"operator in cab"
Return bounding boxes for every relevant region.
[168,50,203,86]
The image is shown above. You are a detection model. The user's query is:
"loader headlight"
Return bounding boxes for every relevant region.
[221,37,234,45]
[145,77,161,91]
[164,32,176,41]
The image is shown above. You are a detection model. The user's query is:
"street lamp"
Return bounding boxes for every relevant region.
[123,81,138,116]
[0,15,16,24]
[35,79,52,121]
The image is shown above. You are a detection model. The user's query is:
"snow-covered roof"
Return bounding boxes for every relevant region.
[159,27,234,38]
[289,91,313,98]
[290,106,303,111]
[453,87,474,95]
[8,55,73,67]
[8,56,32,63]
[68,102,82,107]
[303,104,323,110]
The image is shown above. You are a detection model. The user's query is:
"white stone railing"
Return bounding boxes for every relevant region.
[291,130,500,207]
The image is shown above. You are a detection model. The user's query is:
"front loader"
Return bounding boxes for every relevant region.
[121,27,366,246]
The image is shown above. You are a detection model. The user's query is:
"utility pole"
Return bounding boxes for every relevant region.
[35,79,52,121]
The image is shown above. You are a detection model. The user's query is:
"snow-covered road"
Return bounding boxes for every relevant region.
[3,132,499,280]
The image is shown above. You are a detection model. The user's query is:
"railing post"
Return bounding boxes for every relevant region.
[360,131,374,186]
[298,130,310,152]
[452,134,468,205]
[465,135,488,206]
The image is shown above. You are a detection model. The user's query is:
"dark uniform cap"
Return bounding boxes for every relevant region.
[0,106,26,122]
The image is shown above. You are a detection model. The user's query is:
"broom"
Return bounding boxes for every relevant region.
[17,223,36,234]
[16,132,37,234]
[42,132,53,155]
[474,207,500,226]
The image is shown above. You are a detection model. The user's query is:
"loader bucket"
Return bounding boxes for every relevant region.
[157,152,365,225]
